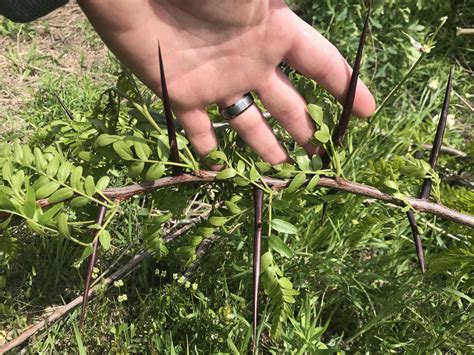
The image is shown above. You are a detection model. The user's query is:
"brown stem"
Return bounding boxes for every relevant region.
[3,172,472,228]
[80,201,106,325]
[252,188,264,352]
[421,144,467,158]
[158,42,182,175]
[95,172,474,227]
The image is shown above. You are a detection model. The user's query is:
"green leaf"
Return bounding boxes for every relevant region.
[233,177,250,187]
[113,140,134,160]
[144,163,165,181]
[308,104,324,126]
[57,213,70,237]
[99,230,111,250]
[32,176,50,191]
[384,180,399,191]
[311,155,323,171]
[48,188,74,204]
[0,216,12,230]
[36,181,60,199]
[38,203,64,225]
[22,145,34,165]
[24,187,36,219]
[0,191,15,210]
[271,218,298,235]
[84,176,96,196]
[70,196,90,208]
[278,277,293,289]
[128,161,145,178]
[27,220,48,236]
[236,160,246,174]
[269,235,293,258]
[249,166,260,182]
[2,161,12,182]
[224,201,242,214]
[57,162,72,183]
[133,141,152,161]
[255,162,271,173]
[94,134,120,147]
[34,147,47,171]
[286,173,306,193]
[96,176,110,192]
[314,124,330,144]
[295,148,311,171]
[209,216,229,227]
[216,168,236,180]
[13,142,23,162]
[70,166,83,192]
[46,156,61,177]
[261,251,273,273]
[306,174,320,192]
[207,149,227,162]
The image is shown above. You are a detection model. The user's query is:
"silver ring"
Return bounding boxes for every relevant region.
[219,93,254,120]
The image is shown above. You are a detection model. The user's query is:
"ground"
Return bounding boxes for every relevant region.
[0,2,110,138]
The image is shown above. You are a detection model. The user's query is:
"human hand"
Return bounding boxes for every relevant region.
[78,0,375,164]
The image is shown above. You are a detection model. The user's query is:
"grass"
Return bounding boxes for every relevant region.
[1,0,473,353]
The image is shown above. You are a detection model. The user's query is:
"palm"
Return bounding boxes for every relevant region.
[79,0,375,163]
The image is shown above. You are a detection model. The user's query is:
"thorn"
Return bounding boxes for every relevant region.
[52,92,74,121]
[407,68,453,273]
[252,187,264,352]
[420,68,453,200]
[158,41,182,176]
[321,3,371,167]
[80,201,107,325]
[406,210,425,273]
[333,2,371,147]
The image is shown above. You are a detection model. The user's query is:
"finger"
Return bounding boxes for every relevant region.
[174,107,218,159]
[285,12,376,118]
[221,96,289,165]
[257,69,319,156]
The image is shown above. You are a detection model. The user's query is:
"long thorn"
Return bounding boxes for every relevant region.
[80,201,107,325]
[406,210,426,273]
[52,92,74,121]
[319,4,371,220]
[407,68,453,273]
[321,1,371,167]
[420,68,453,200]
[252,187,264,353]
[333,1,371,147]
[158,42,182,175]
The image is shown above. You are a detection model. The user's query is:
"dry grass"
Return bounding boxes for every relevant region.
[0,2,110,137]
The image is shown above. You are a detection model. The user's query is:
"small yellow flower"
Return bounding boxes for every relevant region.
[114,280,124,288]
[118,294,128,303]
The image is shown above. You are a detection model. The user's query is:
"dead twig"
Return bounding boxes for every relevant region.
[0,222,196,354]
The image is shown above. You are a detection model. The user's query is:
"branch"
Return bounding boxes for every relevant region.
[2,172,472,228]
[99,171,474,228]
[422,144,467,158]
